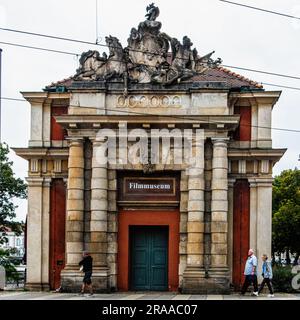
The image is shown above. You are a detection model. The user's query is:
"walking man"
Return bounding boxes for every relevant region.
[257,254,274,297]
[79,251,93,296]
[241,248,259,296]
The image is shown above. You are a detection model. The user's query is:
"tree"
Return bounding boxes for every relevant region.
[0,142,27,245]
[272,169,300,264]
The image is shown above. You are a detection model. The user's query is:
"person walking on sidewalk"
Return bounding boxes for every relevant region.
[79,251,93,296]
[257,254,274,297]
[241,249,259,296]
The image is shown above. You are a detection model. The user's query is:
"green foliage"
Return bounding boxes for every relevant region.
[0,142,27,244]
[272,168,300,214]
[0,248,19,282]
[273,201,300,255]
[272,265,296,293]
[272,169,300,258]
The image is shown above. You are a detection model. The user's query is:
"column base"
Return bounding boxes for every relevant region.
[207,267,230,294]
[182,266,230,294]
[25,283,50,291]
[61,266,110,293]
[181,266,206,294]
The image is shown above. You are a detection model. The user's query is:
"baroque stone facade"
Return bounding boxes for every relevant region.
[14,5,285,294]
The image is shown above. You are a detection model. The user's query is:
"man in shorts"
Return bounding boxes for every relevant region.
[79,251,93,296]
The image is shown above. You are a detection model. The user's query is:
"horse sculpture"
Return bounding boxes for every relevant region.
[96,36,126,80]
[75,36,126,81]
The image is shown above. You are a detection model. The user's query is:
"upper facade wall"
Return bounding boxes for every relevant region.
[23,89,280,149]
[69,92,229,116]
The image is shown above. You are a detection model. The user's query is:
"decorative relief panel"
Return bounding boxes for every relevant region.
[116,95,181,108]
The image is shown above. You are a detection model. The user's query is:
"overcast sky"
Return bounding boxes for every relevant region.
[1,0,300,221]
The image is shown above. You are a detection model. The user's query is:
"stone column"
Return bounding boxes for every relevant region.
[209,138,230,293]
[25,177,44,290]
[61,139,85,291]
[88,139,109,291]
[182,136,205,293]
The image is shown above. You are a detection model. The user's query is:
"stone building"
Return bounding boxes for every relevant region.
[14,5,285,293]
[0,227,25,258]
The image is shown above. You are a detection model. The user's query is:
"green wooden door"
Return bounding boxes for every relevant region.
[130,226,168,291]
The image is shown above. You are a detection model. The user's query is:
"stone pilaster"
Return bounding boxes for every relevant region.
[256,178,273,282]
[227,178,235,284]
[61,139,85,292]
[41,177,51,290]
[25,177,50,291]
[208,138,230,293]
[182,136,205,293]
[257,104,272,148]
[43,100,51,147]
[107,169,118,291]
[29,99,44,147]
[249,179,258,254]
[88,139,109,291]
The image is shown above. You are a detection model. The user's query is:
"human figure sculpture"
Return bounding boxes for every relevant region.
[145,3,160,21]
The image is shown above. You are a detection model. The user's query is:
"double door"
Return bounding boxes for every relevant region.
[130,226,168,291]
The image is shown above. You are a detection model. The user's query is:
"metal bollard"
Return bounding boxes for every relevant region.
[0,265,5,290]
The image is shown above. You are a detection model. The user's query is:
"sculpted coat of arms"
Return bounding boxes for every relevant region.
[74,3,221,85]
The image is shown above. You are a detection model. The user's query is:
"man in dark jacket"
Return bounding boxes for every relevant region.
[79,251,93,296]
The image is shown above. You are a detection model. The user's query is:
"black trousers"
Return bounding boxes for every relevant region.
[258,278,274,294]
[241,275,258,294]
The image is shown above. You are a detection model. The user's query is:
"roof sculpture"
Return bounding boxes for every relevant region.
[74,3,222,85]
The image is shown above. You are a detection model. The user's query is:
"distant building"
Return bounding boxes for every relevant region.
[0,228,25,258]
[14,5,286,293]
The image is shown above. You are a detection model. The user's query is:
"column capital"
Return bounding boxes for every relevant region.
[256,178,273,187]
[66,138,84,147]
[228,178,236,187]
[43,177,52,187]
[63,177,68,187]
[90,137,107,145]
[211,137,230,146]
[248,178,257,188]
[25,177,44,187]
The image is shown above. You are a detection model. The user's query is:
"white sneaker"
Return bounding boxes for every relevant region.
[268,294,274,298]
[252,291,259,296]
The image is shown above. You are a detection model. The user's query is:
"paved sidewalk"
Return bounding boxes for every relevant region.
[0,291,299,300]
